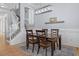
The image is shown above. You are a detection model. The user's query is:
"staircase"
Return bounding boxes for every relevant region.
[6,8,21,44]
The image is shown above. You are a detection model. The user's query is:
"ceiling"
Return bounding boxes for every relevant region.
[0,3,19,10]
[0,3,53,10]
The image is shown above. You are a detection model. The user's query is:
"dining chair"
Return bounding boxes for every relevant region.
[51,29,59,48]
[26,30,38,52]
[36,30,51,56]
[42,29,48,37]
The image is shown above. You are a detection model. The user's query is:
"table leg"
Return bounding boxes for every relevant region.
[59,35,61,50]
[26,36,29,49]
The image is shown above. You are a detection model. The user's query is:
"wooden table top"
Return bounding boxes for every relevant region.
[0,45,31,56]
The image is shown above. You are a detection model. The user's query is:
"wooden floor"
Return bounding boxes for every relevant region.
[0,45,31,56]
[74,47,79,56]
[0,33,78,56]
[14,42,79,56]
[0,42,79,56]
[0,34,31,56]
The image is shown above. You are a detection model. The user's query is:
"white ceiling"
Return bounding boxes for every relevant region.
[0,3,53,10]
[0,3,19,10]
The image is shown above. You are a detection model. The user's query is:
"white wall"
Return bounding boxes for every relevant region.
[34,3,79,47]
[53,3,79,29]
[9,3,79,47]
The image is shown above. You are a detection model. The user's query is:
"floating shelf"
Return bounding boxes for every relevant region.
[45,21,64,24]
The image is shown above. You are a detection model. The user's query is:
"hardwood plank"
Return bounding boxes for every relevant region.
[0,45,31,56]
[0,33,6,45]
[74,47,79,56]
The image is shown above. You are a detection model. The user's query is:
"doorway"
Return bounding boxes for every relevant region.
[24,7,29,29]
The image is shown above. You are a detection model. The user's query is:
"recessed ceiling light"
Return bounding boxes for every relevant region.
[0,3,8,8]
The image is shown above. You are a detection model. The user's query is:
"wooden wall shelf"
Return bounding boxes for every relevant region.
[45,21,64,24]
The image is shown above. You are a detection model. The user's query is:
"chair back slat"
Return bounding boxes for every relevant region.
[26,30,33,35]
[51,29,59,38]
[42,29,48,37]
[26,30,34,41]
[36,30,47,42]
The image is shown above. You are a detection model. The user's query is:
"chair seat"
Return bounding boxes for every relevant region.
[29,37,37,40]
[40,41,51,48]
[47,38,56,42]
[29,39,38,44]
[51,36,59,39]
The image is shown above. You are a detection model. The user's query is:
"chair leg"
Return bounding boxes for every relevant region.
[55,39,58,47]
[26,37,29,49]
[32,44,34,52]
[56,42,59,47]
[54,42,55,50]
[59,36,61,50]
[27,44,29,50]
[26,42,29,50]
[37,45,40,54]
[51,42,55,56]
[45,48,47,56]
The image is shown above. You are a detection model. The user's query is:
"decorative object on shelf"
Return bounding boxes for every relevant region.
[45,17,64,24]
[49,17,57,22]
[35,5,53,15]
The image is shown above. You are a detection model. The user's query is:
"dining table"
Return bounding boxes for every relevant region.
[29,33,61,56]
